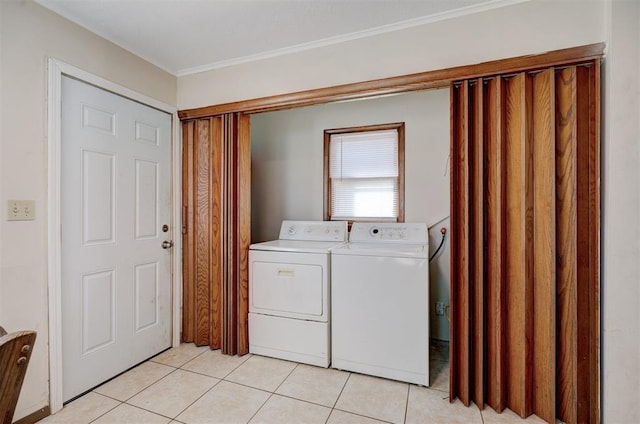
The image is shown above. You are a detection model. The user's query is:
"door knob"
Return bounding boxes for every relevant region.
[162,240,174,249]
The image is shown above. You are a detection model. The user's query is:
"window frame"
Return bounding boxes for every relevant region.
[323,122,405,223]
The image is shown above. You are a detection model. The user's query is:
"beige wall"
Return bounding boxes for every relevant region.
[179,0,640,421]
[601,1,640,422]
[0,1,176,419]
[178,0,605,109]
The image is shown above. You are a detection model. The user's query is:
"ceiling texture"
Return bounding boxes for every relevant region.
[35,0,522,76]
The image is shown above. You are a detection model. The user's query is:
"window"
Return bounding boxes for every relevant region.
[324,123,405,222]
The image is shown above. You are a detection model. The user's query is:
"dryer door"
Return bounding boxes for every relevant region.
[249,250,329,322]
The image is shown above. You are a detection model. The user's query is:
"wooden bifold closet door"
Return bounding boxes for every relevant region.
[449,63,600,424]
[181,113,251,355]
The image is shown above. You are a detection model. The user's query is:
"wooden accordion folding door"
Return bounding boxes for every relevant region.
[181,113,251,355]
[449,62,600,423]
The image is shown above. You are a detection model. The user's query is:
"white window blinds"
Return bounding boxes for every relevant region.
[329,129,399,220]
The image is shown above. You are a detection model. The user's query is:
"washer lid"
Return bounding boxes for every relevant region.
[331,242,428,259]
[250,239,346,254]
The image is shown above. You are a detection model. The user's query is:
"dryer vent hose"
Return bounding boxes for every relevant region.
[429,227,447,262]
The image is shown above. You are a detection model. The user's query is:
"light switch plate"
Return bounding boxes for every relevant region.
[7,200,35,221]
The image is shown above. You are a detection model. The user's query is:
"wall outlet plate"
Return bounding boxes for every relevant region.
[7,200,35,221]
[435,302,445,316]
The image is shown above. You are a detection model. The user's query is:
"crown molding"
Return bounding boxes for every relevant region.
[176,0,530,77]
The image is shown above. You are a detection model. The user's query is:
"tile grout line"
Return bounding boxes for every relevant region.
[218,378,274,396]
[403,384,411,424]
[178,352,252,380]
[91,363,180,410]
[60,359,180,423]
[330,371,351,410]
[245,392,275,424]
[218,355,298,394]
[121,365,181,404]
[328,370,350,423]
[217,352,253,380]
[116,354,214,421]
[328,372,398,424]
[267,362,348,416]
[272,361,300,393]
[136,346,217,421]
[221,359,345,423]
[331,406,395,424]
[84,393,121,424]
[93,402,174,423]
[168,349,258,421]
[168,373,224,422]
[267,390,338,410]
[90,357,179,401]
[171,349,251,421]
[216,374,343,411]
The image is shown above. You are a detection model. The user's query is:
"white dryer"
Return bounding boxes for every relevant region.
[249,220,347,367]
[331,222,429,385]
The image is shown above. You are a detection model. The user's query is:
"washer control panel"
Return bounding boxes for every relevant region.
[349,222,428,243]
[279,220,348,242]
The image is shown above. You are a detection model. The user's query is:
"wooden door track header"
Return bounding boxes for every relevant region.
[178,43,604,119]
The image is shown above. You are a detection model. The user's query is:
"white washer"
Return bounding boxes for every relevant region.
[331,222,429,385]
[249,220,347,367]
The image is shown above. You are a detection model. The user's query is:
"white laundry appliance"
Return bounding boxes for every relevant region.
[249,220,348,367]
[331,222,429,385]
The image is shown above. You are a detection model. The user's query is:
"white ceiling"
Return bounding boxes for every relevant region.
[35,0,520,76]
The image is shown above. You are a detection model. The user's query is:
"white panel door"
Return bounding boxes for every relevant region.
[61,76,172,401]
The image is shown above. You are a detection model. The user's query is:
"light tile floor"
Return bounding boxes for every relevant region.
[41,342,548,424]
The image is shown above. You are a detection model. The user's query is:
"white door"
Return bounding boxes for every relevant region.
[61,76,172,401]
